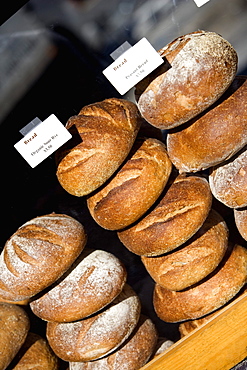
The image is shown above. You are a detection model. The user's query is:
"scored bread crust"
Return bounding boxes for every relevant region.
[0,213,86,302]
[56,98,142,197]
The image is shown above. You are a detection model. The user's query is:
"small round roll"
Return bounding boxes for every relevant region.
[87,137,172,230]
[46,284,141,362]
[141,209,229,291]
[30,249,127,322]
[153,243,247,322]
[118,174,212,256]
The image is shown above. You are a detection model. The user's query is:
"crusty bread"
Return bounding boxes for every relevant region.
[68,315,158,370]
[8,332,59,370]
[0,213,86,302]
[56,98,142,197]
[234,207,247,241]
[87,137,172,230]
[46,284,141,362]
[178,313,215,338]
[167,75,247,173]
[153,243,247,322]
[152,337,174,358]
[141,209,229,291]
[118,174,212,256]
[135,30,237,130]
[30,249,127,322]
[0,303,30,370]
[209,145,247,208]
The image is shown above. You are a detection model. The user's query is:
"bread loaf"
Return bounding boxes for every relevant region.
[179,314,215,338]
[30,249,127,322]
[209,145,247,208]
[68,315,158,370]
[118,174,212,256]
[56,98,142,197]
[0,213,86,302]
[153,243,247,322]
[46,284,141,362]
[0,303,30,370]
[141,209,229,291]
[87,137,172,230]
[135,30,237,129]
[8,332,59,370]
[234,207,247,241]
[167,75,247,172]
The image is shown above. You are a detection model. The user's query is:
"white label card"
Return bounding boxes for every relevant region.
[193,0,210,6]
[14,114,72,168]
[103,38,164,95]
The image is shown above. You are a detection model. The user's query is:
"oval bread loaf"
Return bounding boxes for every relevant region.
[141,209,229,291]
[153,243,247,322]
[0,213,86,302]
[68,315,158,370]
[87,137,172,230]
[0,303,30,370]
[30,249,127,322]
[118,174,212,256]
[46,284,141,362]
[56,98,142,197]
[167,75,247,172]
[135,30,237,129]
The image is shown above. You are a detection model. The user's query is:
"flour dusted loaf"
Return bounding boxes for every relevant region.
[87,137,172,230]
[0,303,30,370]
[167,75,247,173]
[68,315,158,370]
[46,284,141,362]
[141,209,229,291]
[118,174,212,256]
[0,213,86,302]
[153,243,247,322]
[56,98,142,197]
[135,30,237,130]
[30,249,127,322]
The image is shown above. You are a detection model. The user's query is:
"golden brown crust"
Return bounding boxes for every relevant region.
[153,244,247,322]
[167,76,247,172]
[87,137,172,230]
[135,30,237,130]
[30,249,127,322]
[141,209,229,290]
[118,174,212,256]
[0,303,30,370]
[234,207,247,241]
[0,213,86,302]
[56,98,142,196]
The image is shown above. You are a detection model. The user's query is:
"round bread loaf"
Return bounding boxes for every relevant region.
[153,243,247,322]
[209,145,247,208]
[56,98,142,197]
[30,249,127,322]
[87,137,172,230]
[167,75,247,173]
[46,284,141,362]
[234,207,247,241]
[135,30,237,130]
[0,213,86,302]
[178,313,215,338]
[68,315,158,370]
[118,174,212,256]
[9,332,59,370]
[141,209,229,291]
[0,303,30,370]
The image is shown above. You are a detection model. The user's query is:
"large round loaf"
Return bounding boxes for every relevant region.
[153,243,247,322]
[135,30,237,130]
[46,284,141,362]
[30,249,127,322]
[141,209,229,291]
[68,315,158,370]
[118,174,212,256]
[0,213,86,302]
[87,137,172,230]
[167,76,247,172]
[0,303,30,370]
[209,145,247,208]
[56,98,142,196]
